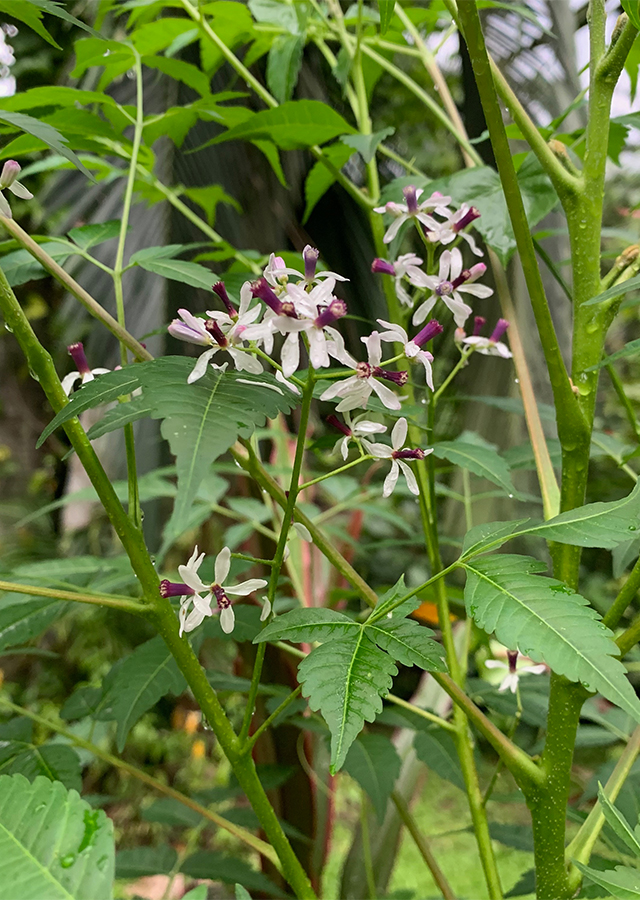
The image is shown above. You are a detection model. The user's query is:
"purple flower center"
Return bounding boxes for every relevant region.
[435,281,454,297]
[326,414,351,437]
[67,342,91,376]
[507,650,519,674]
[402,185,419,214]
[304,246,319,280]
[356,361,373,379]
[392,448,426,460]
[490,319,509,343]
[373,367,408,386]
[473,316,487,336]
[371,258,396,276]
[251,277,285,315]
[454,206,481,232]
[160,580,195,598]
[413,319,443,347]
[315,299,347,329]
[205,319,228,346]
[451,270,471,290]
[212,281,237,318]
[212,584,231,609]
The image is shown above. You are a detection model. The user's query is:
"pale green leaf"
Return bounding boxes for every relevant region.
[343,733,401,822]
[583,273,640,308]
[377,0,395,33]
[135,256,215,289]
[298,633,397,772]
[266,33,305,104]
[340,127,395,163]
[464,555,640,722]
[67,220,122,250]
[0,242,75,286]
[587,338,640,369]
[141,55,210,97]
[0,773,114,900]
[211,99,356,150]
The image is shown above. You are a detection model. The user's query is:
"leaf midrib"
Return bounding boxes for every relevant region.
[335,632,365,765]
[0,816,73,899]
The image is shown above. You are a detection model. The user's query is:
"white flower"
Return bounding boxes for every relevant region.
[367,417,432,497]
[328,411,387,459]
[61,342,110,395]
[263,247,348,291]
[411,249,493,328]
[0,160,33,218]
[485,651,546,693]
[462,318,512,359]
[373,186,452,244]
[320,330,407,412]
[161,545,267,636]
[371,253,427,307]
[376,319,443,391]
[426,204,483,256]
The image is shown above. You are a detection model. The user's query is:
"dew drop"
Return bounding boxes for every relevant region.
[508,493,513,498]
[630,525,637,531]
[4,323,13,333]
[514,378,519,384]
[60,854,76,868]
[96,855,109,872]
[34,803,46,813]
[421,398,427,405]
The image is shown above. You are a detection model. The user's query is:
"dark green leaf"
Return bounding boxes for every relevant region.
[583,274,640,308]
[135,256,215,289]
[2,744,82,792]
[141,798,202,828]
[0,774,114,899]
[489,823,534,852]
[587,338,640,369]
[431,439,516,495]
[464,554,640,721]
[340,127,395,164]
[366,617,447,671]
[60,686,104,722]
[85,397,153,441]
[181,851,286,897]
[0,598,65,650]
[298,633,397,772]
[343,733,401,822]
[100,636,187,752]
[68,220,122,250]
[414,729,465,791]
[266,33,305,104]
[0,0,60,47]
[116,846,177,878]
[0,110,93,180]
[303,142,354,222]
[255,608,357,644]
[21,0,102,39]
[211,99,356,150]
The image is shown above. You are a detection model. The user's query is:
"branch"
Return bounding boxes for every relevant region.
[0,579,146,616]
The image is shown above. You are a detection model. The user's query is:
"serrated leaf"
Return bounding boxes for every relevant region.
[377,0,395,33]
[464,555,640,722]
[0,773,114,900]
[100,636,186,752]
[461,518,532,558]
[528,481,640,547]
[180,851,286,897]
[266,33,305,104]
[298,633,397,772]
[0,242,75,287]
[85,397,152,441]
[211,99,356,150]
[366,617,447,671]
[303,141,354,223]
[141,56,211,97]
[432,439,516,495]
[597,784,640,857]
[135,256,215,289]
[20,0,101,39]
[0,744,82,792]
[572,861,640,899]
[340,127,395,164]
[0,110,93,180]
[37,367,141,448]
[115,846,177,878]
[0,598,66,650]
[67,220,121,251]
[414,729,465,791]
[141,798,202,828]
[255,608,357,644]
[343,733,401,822]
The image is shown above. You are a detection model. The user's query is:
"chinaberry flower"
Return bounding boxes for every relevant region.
[61,342,110,395]
[462,318,512,359]
[0,160,32,218]
[263,247,347,291]
[327,411,387,459]
[320,330,407,412]
[377,318,443,390]
[367,417,432,497]
[411,248,493,328]
[427,204,483,256]
[485,650,546,693]
[371,253,426,307]
[374,186,452,244]
[160,545,267,637]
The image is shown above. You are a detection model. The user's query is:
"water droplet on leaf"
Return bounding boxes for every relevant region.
[60,854,75,868]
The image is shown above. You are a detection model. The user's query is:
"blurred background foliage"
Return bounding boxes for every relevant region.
[1,1,640,897]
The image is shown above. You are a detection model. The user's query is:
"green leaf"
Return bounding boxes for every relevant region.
[20,0,101,39]
[135,256,216,289]
[131,19,198,55]
[183,185,241,227]
[572,861,640,899]
[343,733,401,822]
[0,0,60,47]
[366,617,447,671]
[100,636,187,752]
[377,0,395,33]
[622,0,640,31]
[67,220,122,251]
[116,846,177,878]
[340,127,395,164]
[583,273,640,308]
[180,851,286,897]
[461,519,532,558]
[211,99,356,150]
[184,887,209,900]
[0,773,114,900]
[464,555,640,721]
[0,744,82,792]
[266,33,305,104]
[587,338,640,369]
[235,886,252,900]
[298,633,397,772]
[255,608,357,644]
[303,141,354,223]
[141,798,202,828]
[0,110,93,181]
[37,367,141,448]
[252,139,288,187]
[85,397,153,441]
[431,439,516,496]
[0,598,66,650]
[141,55,211,97]
[249,0,299,31]
[597,783,640,857]
[0,242,74,287]
[413,729,465,791]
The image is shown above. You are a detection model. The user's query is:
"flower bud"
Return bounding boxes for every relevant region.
[490,319,509,343]
[212,281,237,318]
[413,319,443,347]
[0,159,20,188]
[402,185,419,213]
[67,342,91,376]
[473,316,486,336]
[371,258,396,276]
[303,245,319,280]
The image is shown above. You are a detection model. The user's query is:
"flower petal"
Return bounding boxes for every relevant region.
[220,606,235,634]
[382,460,400,497]
[369,378,401,410]
[215,546,231,584]
[187,348,216,383]
[179,566,208,593]
[226,578,268,596]
[398,459,419,495]
[391,417,407,450]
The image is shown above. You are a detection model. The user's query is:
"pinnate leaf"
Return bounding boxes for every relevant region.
[266,33,305,104]
[464,554,640,722]
[298,633,397,772]
[432,438,516,496]
[366,617,447,671]
[211,99,355,150]
[344,733,401,822]
[0,598,66,650]
[134,256,216,290]
[0,109,93,180]
[0,773,114,900]
[255,608,357,644]
[572,861,640,899]
[0,744,82,792]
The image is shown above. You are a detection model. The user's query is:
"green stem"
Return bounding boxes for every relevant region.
[386,693,456,732]
[360,791,377,900]
[298,453,371,490]
[392,790,457,900]
[0,217,151,362]
[565,724,640,890]
[0,579,146,615]
[238,373,315,744]
[603,553,640,630]
[616,610,640,657]
[243,686,302,753]
[433,349,473,403]
[0,697,279,866]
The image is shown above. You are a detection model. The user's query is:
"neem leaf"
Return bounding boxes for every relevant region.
[340,127,395,164]
[0,110,94,180]
[211,99,356,150]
